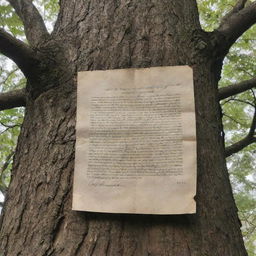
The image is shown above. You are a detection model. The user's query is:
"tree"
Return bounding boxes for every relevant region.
[0,0,255,255]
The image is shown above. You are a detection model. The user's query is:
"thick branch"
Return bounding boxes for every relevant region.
[219,77,256,100]
[225,136,256,157]
[0,89,26,111]
[0,29,37,75]
[6,0,49,46]
[220,0,248,25]
[225,108,256,157]
[217,1,256,51]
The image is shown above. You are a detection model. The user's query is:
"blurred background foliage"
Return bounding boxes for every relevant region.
[0,0,255,254]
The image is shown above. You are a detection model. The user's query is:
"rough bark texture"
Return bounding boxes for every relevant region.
[0,0,248,255]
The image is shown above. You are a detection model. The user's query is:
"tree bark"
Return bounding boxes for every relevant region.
[0,0,248,255]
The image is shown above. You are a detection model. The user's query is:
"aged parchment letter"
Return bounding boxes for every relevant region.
[73,66,197,214]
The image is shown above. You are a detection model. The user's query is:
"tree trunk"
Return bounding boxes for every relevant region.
[0,0,248,255]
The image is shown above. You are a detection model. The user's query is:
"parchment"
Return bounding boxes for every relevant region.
[73,66,197,214]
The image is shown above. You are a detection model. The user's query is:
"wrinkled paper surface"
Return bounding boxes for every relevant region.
[73,66,197,214]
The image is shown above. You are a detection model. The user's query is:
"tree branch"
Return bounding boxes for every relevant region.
[220,0,248,25]
[219,77,256,100]
[0,89,26,111]
[0,121,21,129]
[217,1,256,51]
[0,123,21,135]
[6,0,49,46]
[221,98,255,108]
[225,108,256,157]
[0,28,37,76]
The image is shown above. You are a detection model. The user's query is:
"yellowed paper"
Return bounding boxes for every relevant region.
[73,66,197,214]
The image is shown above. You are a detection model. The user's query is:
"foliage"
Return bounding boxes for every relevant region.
[0,2,23,36]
